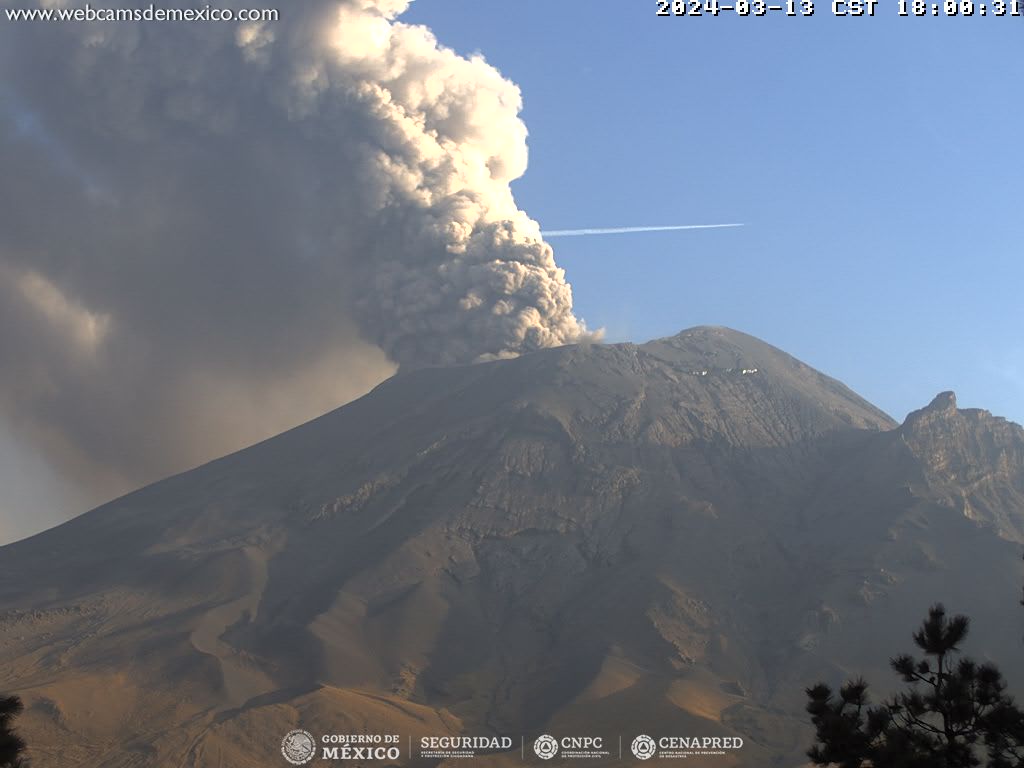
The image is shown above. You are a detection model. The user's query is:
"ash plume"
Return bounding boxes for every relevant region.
[0,0,596,535]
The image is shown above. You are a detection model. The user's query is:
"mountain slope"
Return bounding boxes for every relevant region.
[1,327,1022,768]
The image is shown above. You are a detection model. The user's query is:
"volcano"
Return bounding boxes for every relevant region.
[2,326,1023,767]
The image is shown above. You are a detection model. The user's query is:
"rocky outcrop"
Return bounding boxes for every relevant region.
[899,390,1024,541]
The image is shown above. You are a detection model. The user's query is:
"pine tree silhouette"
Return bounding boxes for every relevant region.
[0,695,28,768]
[806,604,1024,768]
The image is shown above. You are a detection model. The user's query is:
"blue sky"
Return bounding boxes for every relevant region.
[403,1,1023,424]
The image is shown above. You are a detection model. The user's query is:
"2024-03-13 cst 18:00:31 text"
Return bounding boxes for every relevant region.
[657,0,1021,15]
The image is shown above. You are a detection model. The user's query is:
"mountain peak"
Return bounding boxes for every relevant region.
[895,388,1024,540]
[635,326,896,434]
[901,391,962,435]
[925,390,958,413]
[655,324,785,352]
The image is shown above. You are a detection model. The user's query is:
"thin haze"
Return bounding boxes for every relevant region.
[0,0,600,542]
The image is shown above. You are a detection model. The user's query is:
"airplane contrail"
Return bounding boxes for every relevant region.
[541,223,745,238]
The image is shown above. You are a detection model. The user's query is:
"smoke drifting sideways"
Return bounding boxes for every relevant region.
[0,0,597,540]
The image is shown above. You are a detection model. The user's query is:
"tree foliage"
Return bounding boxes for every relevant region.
[0,695,28,768]
[806,604,1024,768]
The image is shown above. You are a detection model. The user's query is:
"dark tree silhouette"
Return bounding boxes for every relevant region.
[806,604,1024,768]
[0,695,28,768]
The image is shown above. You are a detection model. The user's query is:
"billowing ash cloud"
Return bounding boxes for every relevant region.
[0,0,596,535]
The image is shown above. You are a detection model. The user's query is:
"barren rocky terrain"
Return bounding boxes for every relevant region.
[2,327,1023,767]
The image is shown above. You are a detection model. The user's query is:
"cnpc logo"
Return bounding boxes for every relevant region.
[533,735,559,760]
[533,734,605,759]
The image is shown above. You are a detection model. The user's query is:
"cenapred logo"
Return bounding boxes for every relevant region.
[631,734,657,760]
[281,729,316,765]
[533,734,559,760]
[631,734,744,760]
